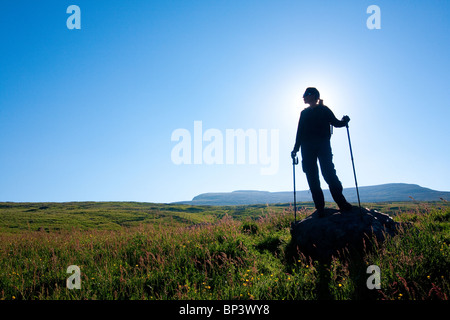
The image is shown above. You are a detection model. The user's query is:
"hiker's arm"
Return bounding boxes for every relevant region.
[292,114,303,154]
[328,107,350,128]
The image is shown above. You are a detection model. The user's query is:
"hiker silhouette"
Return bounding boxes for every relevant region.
[291,87,353,214]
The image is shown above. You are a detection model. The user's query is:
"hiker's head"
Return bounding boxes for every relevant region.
[303,87,320,105]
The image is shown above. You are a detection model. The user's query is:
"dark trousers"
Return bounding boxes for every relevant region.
[301,139,348,210]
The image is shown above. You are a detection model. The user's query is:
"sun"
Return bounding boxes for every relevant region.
[296,71,349,116]
[272,65,352,131]
[284,79,345,121]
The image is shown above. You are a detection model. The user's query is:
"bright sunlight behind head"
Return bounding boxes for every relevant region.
[284,69,347,122]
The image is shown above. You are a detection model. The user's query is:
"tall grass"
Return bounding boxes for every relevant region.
[0,204,448,300]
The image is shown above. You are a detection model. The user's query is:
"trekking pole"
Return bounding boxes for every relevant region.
[346,124,362,214]
[292,155,299,222]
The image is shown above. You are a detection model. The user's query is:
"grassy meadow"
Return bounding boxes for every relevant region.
[0,201,448,300]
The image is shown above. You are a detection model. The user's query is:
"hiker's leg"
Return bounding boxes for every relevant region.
[318,141,352,211]
[301,147,325,211]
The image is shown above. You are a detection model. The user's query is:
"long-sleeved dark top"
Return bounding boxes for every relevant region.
[293,104,347,152]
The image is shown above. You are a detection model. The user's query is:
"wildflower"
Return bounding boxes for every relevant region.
[338,284,342,287]
[12,296,16,300]
[427,275,431,279]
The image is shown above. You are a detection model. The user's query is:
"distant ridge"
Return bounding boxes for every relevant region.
[174,183,450,206]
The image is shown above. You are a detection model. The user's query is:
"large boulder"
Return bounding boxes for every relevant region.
[290,206,400,261]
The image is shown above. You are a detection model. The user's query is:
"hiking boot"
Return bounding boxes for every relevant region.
[317,208,325,218]
[339,202,353,212]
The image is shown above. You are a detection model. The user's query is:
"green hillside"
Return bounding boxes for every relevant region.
[0,201,448,300]
[0,201,291,232]
[0,200,440,233]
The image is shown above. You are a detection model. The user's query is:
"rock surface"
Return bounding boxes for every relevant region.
[290,206,400,261]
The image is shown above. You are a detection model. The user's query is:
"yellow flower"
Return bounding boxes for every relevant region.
[12,296,16,300]
[338,284,342,287]
[427,275,431,279]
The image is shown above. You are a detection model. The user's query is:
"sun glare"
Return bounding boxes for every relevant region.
[297,71,349,116]
[284,81,345,122]
[276,65,353,131]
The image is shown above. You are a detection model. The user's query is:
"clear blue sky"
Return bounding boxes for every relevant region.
[1,0,449,203]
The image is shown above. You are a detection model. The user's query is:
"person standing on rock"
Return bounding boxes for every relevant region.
[291,87,353,214]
